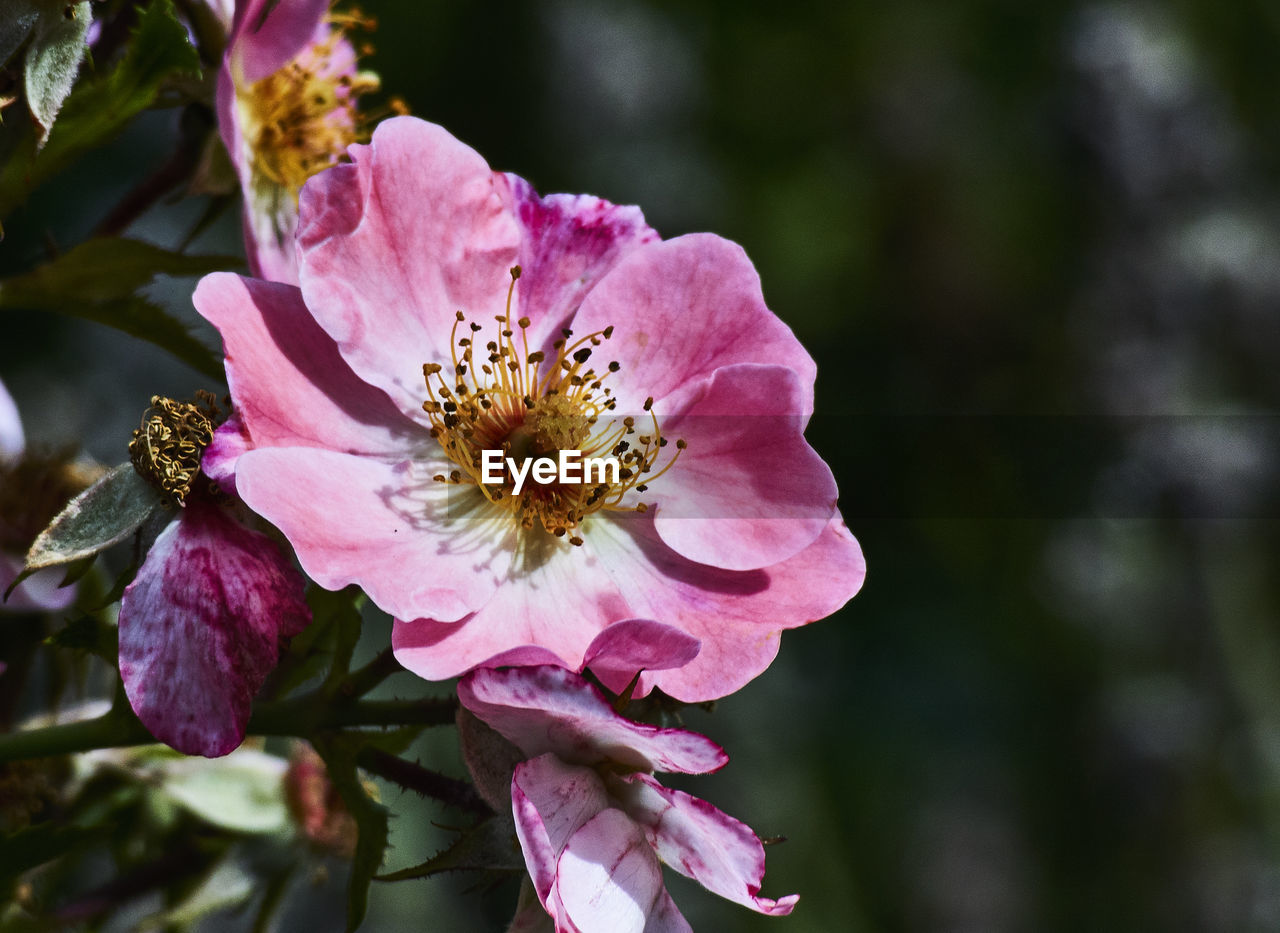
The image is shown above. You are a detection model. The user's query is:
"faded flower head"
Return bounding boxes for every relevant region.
[459,666,797,932]
[195,116,864,702]
[218,0,388,283]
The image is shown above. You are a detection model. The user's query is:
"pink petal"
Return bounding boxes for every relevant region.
[553,808,667,933]
[395,514,862,701]
[580,620,701,676]
[234,446,504,622]
[501,174,659,348]
[194,273,416,456]
[566,234,816,415]
[589,514,866,702]
[458,666,728,775]
[613,772,798,917]
[296,117,522,420]
[511,754,611,910]
[201,415,251,493]
[0,554,75,614]
[0,377,23,461]
[653,363,837,570]
[118,502,310,757]
[230,0,331,83]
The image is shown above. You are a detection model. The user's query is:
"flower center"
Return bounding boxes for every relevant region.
[128,393,220,507]
[239,13,387,199]
[421,268,684,546]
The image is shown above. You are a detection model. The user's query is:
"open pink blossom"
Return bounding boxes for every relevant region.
[459,665,797,932]
[217,0,379,283]
[195,116,864,701]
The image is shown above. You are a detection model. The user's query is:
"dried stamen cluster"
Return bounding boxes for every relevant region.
[128,393,220,506]
[421,268,683,545]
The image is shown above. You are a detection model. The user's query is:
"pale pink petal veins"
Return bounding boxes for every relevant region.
[296,117,521,420]
[458,667,727,775]
[554,808,666,933]
[235,446,506,622]
[566,234,817,415]
[194,273,416,456]
[511,754,611,911]
[0,377,23,461]
[118,502,310,757]
[500,174,659,349]
[613,772,798,917]
[653,363,837,570]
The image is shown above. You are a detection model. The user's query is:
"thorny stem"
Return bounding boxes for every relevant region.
[0,694,459,763]
[355,746,491,816]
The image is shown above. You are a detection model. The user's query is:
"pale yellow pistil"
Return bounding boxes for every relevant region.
[422,268,684,546]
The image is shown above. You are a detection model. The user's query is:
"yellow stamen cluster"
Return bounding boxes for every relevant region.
[422,268,683,546]
[241,10,400,199]
[128,393,219,507]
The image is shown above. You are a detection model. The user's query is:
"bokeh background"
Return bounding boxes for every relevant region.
[5,0,1280,929]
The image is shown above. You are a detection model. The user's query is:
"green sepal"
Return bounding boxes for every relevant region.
[375,815,525,882]
[45,614,118,664]
[24,0,91,145]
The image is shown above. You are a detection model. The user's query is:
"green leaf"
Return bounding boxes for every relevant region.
[376,816,524,882]
[0,0,200,216]
[157,750,290,834]
[24,462,164,572]
[24,0,91,144]
[314,735,390,933]
[0,238,239,378]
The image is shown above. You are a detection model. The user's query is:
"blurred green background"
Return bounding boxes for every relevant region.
[5,0,1280,929]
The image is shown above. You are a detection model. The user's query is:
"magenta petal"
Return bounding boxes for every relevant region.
[554,808,667,933]
[502,174,659,347]
[194,273,416,455]
[201,415,251,494]
[511,754,611,911]
[581,620,701,677]
[0,377,23,461]
[231,0,330,83]
[614,772,798,917]
[234,447,504,622]
[296,117,521,420]
[567,234,817,414]
[654,363,837,570]
[458,666,727,775]
[118,502,310,757]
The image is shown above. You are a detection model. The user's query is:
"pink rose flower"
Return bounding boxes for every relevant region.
[117,397,311,758]
[459,665,798,932]
[195,116,864,702]
[217,0,380,283]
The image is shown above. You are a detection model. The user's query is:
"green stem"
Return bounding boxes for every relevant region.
[0,695,459,763]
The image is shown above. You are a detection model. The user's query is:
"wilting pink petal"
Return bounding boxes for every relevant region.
[119,501,310,757]
[296,117,521,418]
[511,754,611,909]
[613,772,798,916]
[554,808,668,933]
[653,363,838,570]
[458,666,727,775]
[462,667,789,931]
